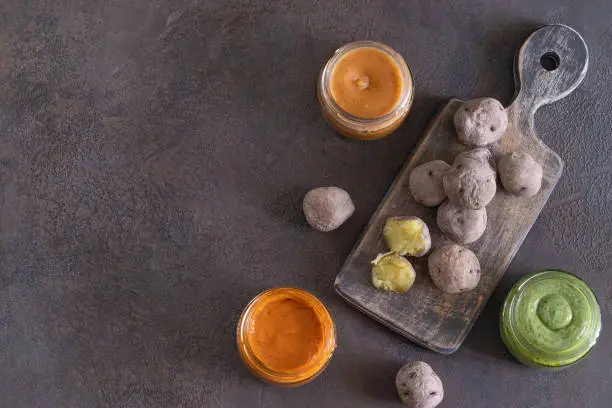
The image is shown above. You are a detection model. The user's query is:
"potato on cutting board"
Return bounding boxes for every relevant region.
[334,24,588,353]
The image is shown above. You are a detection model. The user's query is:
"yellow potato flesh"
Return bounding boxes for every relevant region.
[383,218,427,256]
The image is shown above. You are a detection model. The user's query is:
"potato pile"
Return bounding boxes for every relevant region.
[364,98,547,405]
[403,97,543,294]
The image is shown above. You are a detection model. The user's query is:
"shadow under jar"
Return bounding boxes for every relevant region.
[237,288,336,386]
[318,41,414,140]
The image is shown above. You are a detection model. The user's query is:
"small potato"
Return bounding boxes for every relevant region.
[437,201,487,244]
[442,153,496,210]
[383,217,432,257]
[453,97,508,146]
[303,187,355,231]
[396,361,444,408]
[454,147,495,170]
[371,252,416,293]
[428,244,481,293]
[498,151,543,197]
[408,160,451,207]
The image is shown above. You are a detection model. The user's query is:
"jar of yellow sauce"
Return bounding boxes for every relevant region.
[318,41,414,140]
[236,287,336,386]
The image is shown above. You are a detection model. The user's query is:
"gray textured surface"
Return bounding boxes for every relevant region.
[0,1,610,407]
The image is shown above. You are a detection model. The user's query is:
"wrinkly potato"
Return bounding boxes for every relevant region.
[428,244,481,293]
[453,97,508,146]
[303,187,355,231]
[408,160,451,207]
[436,200,487,244]
[371,252,416,293]
[396,361,444,408]
[383,217,432,257]
[454,147,495,170]
[498,151,543,197]
[442,153,496,210]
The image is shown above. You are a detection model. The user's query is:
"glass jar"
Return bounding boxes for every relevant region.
[317,41,414,140]
[236,287,336,386]
[500,270,601,369]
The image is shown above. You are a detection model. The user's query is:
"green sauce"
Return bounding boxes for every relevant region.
[501,270,601,368]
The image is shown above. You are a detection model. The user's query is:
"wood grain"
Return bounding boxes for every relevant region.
[334,24,589,354]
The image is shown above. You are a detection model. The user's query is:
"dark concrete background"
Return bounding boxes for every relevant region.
[0,1,610,407]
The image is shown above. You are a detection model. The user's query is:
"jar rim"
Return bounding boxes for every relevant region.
[236,287,336,385]
[319,41,414,125]
[501,270,601,367]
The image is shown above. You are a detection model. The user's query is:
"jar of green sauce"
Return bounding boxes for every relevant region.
[500,270,601,369]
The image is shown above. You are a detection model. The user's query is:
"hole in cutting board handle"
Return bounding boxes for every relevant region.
[540,52,560,71]
[512,25,587,111]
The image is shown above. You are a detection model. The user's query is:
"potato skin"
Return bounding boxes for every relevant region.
[454,147,496,170]
[396,361,444,408]
[453,97,508,146]
[442,153,496,210]
[303,187,355,231]
[428,244,481,293]
[498,151,543,197]
[436,200,487,244]
[408,160,451,207]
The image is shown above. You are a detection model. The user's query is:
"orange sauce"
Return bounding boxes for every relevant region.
[248,298,324,372]
[330,47,403,119]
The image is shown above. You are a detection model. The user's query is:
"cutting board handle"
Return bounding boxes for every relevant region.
[511,24,588,117]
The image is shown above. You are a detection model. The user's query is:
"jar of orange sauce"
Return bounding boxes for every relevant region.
[236,287,336,386]
[318,41,414,140]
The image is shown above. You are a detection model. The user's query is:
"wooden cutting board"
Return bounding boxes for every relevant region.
[334,24,588,354]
